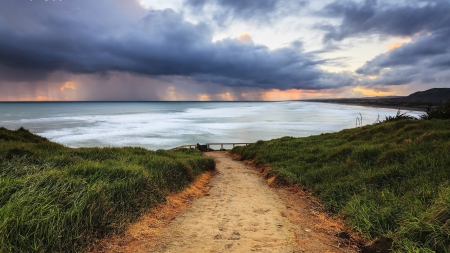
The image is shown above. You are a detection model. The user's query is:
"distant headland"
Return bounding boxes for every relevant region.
[303,88,450,111]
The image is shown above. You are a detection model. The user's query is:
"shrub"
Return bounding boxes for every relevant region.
[383,110,417,122]
[420,100,450,120]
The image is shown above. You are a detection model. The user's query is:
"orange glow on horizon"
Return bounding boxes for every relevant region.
[0,96,66,101]
[261,89,336,101]
[216,92,234,101]
[60,81,76,91]
[352,87,394,97]
[263,89,304,101]
[198,94,211,101]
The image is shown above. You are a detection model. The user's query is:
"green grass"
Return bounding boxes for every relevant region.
[0,127,214,252]
[230,119,450,253]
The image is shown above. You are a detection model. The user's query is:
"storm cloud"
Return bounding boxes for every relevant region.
[357,29,450,76]
[1,0,448,101]
[356,28,450,86]
[186,0,279,17]
[0,0,350,92]
[321,0,450,41]
[184,0,307,24]
[320,0,450,88]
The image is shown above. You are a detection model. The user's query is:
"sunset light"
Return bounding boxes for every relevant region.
[237,33,254,44]
[60,81,77,91]
[352,87,395,97]
[387,42,403,51]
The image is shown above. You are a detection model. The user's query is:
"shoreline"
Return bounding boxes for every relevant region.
[302,100,427,112]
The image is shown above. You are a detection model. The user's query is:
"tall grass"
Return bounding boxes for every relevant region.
[0,127,214,252]
[231,119,450,252]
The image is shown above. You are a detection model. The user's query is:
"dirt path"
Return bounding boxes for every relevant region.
[153,152,359,253]
[157,151,298,252]
[92,151,360,253]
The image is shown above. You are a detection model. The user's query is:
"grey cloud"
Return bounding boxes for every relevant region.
[357,28,450,76]
[198,0,278,17]
[321,0,450,41]
[357,35,450,87]
[362,67,419,86]
[188,0,278,12]
[0,0,352,91]
[184,0,308,24]
[319,0,450,88]
[0,72,162,101]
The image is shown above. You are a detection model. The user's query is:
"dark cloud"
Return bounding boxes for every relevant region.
[321,0,450,41]
[352,8,450,86]
[186,0,278,18]
[356,28,450,87]
[184,0,308,25]
[357,29,450,76]
[318,0,450,88]
[0,0,352,91]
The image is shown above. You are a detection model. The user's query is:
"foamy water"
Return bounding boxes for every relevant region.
[0,102,423,150]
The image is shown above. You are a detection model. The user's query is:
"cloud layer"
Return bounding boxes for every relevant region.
[321,0,450,41]
[320,0,450,87]
[0,0,449,100]
[0,0,348,93]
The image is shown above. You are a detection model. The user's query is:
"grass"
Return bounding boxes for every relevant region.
[0,127,214,252]
[230,119,450,252]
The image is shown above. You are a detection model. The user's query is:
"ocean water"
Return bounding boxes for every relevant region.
[0,102,423,150]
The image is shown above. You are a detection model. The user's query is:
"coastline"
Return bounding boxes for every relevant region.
[302,100,427,112]
[301,88,450,113]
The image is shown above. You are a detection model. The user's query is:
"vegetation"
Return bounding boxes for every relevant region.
[421,100,450,120]
[0,127,214,253]
[231,119,450,252]
[383,110,417,122]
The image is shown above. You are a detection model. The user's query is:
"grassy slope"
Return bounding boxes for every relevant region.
[231,119,450,253]
[0,127,214,252]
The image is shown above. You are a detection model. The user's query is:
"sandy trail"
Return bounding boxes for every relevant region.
[152,152,358,253]
[92,151,359,253]
[156,151,297,253]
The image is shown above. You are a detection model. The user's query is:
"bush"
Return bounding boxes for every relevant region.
[383,110,417,122]
[421,100,450,120]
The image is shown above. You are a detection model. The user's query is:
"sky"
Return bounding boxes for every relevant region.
[0,0,449,101]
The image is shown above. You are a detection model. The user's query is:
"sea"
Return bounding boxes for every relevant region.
[0,102,423,150]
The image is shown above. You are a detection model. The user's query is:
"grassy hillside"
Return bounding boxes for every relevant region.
[231,119,450,252]
[0,127,214,252]
[407,88,450,103]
